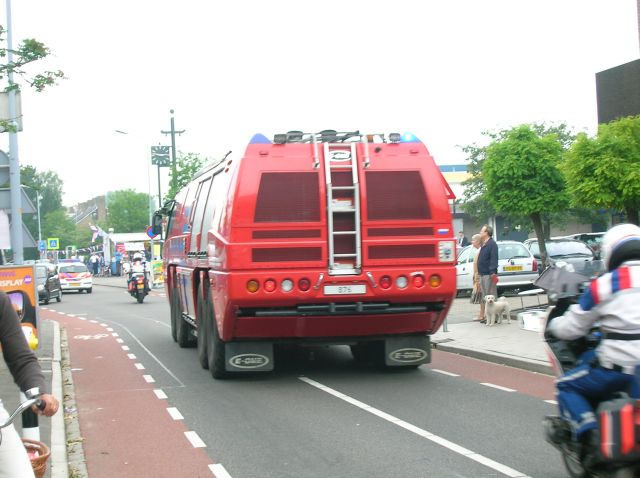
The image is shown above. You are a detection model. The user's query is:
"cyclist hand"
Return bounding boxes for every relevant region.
[32,394,59,417]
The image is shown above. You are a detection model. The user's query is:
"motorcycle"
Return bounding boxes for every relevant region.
[127,270,149,303]
[537,264,640,478]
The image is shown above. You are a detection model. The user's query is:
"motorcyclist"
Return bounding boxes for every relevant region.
[547,223,640,451]
[128,252,149,291]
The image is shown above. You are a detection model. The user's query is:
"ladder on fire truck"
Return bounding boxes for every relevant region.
[323,142,362,275]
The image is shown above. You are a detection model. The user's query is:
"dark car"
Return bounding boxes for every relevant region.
[556,232,605,259]
[523,238,604,275]
[36,264,62,304]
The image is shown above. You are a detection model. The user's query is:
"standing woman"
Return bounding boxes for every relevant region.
[469,234,483,319]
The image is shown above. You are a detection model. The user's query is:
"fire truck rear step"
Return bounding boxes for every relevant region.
[324,142,362,276]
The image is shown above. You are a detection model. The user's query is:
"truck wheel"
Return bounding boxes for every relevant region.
[176,309,195,348]
[207,311,227,379]
[170,288,179,342]
[196,295,209,369]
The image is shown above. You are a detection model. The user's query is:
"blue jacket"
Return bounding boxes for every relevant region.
[477,237,498,275]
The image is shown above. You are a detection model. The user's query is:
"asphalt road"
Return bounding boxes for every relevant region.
[49,285,564,478]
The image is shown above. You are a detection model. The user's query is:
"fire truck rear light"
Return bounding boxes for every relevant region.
[396,276,408,289]
[298,278,311,291]
[429,275,441,287]
[412,275,425,288]
[246,280,259,293]
[281,279,294,292]
[380,275,392,289]
[264,279,277,292]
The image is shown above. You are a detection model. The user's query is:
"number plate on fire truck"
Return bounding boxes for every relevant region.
[323,284,366,295]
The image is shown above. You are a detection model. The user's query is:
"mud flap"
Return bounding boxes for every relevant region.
[225,342,274,372]
[384,336,431,366]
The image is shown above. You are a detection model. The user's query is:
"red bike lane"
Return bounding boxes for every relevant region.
[43,309,218,478]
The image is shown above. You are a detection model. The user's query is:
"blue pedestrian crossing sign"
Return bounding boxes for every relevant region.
[37,240,46,252]
[47,237,60,250]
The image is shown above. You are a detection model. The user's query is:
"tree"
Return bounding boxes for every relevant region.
[105,190,152,233]
[165,152,205,202]
[41,209,76,250]
[461,123,576,231]
[562,115,640,225]
[19,165,64,242]
[0,25,64,131]
[483,125,570,266]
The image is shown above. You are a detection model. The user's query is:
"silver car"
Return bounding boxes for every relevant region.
[456,240,538,295]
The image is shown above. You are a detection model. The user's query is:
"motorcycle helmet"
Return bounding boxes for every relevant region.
[133,252,143,261]
[601,223,640,271]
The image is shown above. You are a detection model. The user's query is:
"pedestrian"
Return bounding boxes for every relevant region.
[89,252,100,275]
[0,290,59,477]
[469,234,483,317]
[457,230,469,248]
[477,224,498,323]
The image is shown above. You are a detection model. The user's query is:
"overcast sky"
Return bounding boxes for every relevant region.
[3,0,639,207]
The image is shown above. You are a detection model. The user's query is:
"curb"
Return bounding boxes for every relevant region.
[50,321,68,478]
[432,341,554,376]
[60,326,89,478]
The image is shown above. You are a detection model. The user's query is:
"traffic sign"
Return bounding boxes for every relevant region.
[146,226,158,239]
[151,146,171,167]
[37,240,46,252]
[47,238,60,250]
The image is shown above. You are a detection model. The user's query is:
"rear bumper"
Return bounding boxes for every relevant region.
[230,308,448,340]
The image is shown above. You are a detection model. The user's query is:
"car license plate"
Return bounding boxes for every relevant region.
[323,284,366,295]
[137,284,145,289]
[503,265,523,272]
[70,282,80,286]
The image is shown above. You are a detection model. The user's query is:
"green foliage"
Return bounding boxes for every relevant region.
[105,189,152,233]
[562,115,640,225]
[483,124,570,263]
[41,209,76,249]
[0,25,64,131]
[165,152,205,203]
[19,165,64,241]
[484,125,569,216]
[461,122,576,226]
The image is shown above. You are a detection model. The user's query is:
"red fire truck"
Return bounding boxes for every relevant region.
[155,130,457,378]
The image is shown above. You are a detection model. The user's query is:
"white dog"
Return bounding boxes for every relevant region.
[484,295,511,326]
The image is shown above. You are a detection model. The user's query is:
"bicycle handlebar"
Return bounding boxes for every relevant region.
[0,396,45,429]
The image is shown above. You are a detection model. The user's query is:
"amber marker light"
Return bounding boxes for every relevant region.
[429,275,442,287]
[246,280,260,293]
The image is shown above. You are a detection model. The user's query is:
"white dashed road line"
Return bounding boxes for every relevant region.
[167,407,184,420]
[135,363,145,370]
[209,463,232,477]
[299,376,530,478]
[154,389,168,399]
[184,431,206,448]
[143,375,155,383]
[127,353,137,360]
[481,383,516,393]
[431,368,460,377]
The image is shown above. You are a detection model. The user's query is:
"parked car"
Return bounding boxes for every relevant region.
[58,262,93,293]
[456,240,538,295]
[523,238,604,275]
[554,232,605,259]
[35,264,62,304]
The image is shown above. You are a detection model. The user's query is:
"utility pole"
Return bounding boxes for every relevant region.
[6,0,24,264]
[161,109,185,201]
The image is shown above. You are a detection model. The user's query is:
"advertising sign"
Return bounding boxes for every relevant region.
[0,265,39,349]
[151,260,164,287]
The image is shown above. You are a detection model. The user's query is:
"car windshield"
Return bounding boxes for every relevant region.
[60,264,88,273]
[498,243,530,260]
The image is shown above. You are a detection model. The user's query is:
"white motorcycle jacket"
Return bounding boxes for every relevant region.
[548,261,640,371]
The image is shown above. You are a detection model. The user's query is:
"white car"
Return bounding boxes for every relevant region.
[58,262,93,293]
[456,240,538,294]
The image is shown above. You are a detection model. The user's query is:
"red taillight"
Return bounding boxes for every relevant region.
[532,260,538,272]
[264,279,277,292]
[412,275,425,288]
[298,278,311,291]
[137,278,144,284]
[380,275,392,289]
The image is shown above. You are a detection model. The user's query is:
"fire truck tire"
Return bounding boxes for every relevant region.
[207,315,227,379]
[170,288,179,342]
[196,295,209,369]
